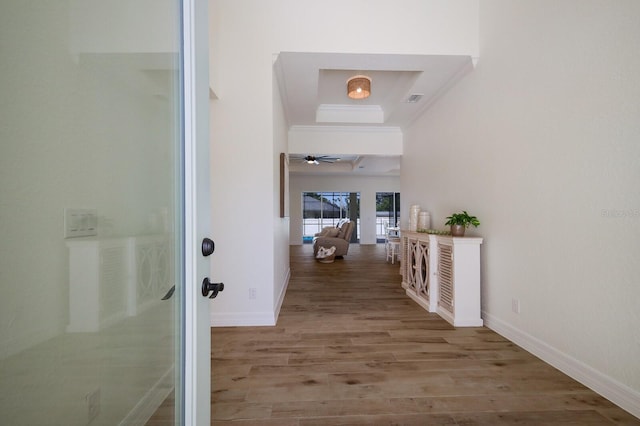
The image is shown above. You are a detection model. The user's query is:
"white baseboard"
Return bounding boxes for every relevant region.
[440,307,483,327]
[273,268,290,324]
[210,269,291,327]
[483,311,640,419]
[210,311,276,327]
[119,366,174,426]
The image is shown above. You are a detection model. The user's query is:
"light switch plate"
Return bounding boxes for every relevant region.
[64,208,98,238]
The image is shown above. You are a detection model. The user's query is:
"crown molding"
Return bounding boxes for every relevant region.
[289,125,402,134]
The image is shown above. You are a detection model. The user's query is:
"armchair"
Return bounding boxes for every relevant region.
[313,221,355,257]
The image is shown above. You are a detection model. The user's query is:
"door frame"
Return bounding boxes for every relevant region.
[182,0,211,424]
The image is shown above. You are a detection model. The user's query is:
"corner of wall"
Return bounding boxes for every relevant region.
[483,311,640,419]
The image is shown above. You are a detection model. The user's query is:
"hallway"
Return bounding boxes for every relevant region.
[209,244,638,425]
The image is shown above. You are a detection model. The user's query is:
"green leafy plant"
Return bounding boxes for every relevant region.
[445,211,480,228]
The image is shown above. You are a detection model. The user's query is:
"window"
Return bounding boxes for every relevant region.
[376,192,400,242]
[302,192,360,243]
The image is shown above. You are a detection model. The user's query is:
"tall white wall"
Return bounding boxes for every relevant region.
[209,0,479,325]
[290,175,400,245]
[403,0,640,416]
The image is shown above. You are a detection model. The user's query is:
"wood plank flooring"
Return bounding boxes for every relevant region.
[210,244,640,425]
[152,244,640,425]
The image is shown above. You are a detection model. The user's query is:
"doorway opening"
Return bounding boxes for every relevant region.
[376,192,401,242]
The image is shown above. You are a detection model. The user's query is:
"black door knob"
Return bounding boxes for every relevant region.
[202,238,215,256]
[202,277,224,299]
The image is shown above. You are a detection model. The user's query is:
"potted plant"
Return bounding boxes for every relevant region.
[445,211,480,237]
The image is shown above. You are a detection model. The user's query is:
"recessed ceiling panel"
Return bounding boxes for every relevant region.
[317,69,421,106]
[274,52,473,129]
[274,52,473,176]
[316,104,384,123]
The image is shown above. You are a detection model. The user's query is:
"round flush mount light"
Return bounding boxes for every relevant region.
[347,75,371,99]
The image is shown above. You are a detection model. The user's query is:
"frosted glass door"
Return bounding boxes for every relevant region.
[0,1,191,424]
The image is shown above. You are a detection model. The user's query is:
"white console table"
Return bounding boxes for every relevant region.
[66,234,172,332]
[401,231,483,327]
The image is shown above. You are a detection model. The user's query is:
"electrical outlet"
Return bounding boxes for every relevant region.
[86,388,100,423]
[248,288,257,300]
[511,298,520,314]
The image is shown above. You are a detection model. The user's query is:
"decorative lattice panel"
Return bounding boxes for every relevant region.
[417,241,430,300]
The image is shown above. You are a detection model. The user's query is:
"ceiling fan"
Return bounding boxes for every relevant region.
[302,155,340,165]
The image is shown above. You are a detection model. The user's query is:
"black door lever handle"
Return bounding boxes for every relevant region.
[161,285,175,300]
[202,277,224,299]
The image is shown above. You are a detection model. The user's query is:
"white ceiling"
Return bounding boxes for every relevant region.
[287,154,400,177]
[275,52,474,176]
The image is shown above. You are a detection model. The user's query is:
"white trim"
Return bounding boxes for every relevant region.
[119,366,174,426]
[289,124,402,134]
[182,0,198,418]
[439,308,483,327]
[182,0,210,424]
[210,311,277,327]
[210,269,290,327]
[483,311,640,419]
[273,268,291,323]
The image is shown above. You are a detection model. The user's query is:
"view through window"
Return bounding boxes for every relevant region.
[302,192,360,243]
[376,192,401,242]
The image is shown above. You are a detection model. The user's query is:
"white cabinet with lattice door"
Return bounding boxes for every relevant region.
[401,231,483,327]
[66,234,172,332]
[436,236,484,327]
[401,232,439,312]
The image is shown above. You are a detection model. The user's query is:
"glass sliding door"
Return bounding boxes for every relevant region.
[376,192,401,241]
[0,1,188,424]
[302,192,360,243]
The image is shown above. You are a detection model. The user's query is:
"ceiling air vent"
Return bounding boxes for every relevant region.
[405,94,424,103]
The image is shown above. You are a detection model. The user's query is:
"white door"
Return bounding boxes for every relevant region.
[182,0,213,424]
[0,0,211,424]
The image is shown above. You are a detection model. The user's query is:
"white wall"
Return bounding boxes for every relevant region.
[209,0,479,325]
[403,0,640,416]
[290,175,400,245]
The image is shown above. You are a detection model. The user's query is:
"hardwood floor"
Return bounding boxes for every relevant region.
[154,243,640,425]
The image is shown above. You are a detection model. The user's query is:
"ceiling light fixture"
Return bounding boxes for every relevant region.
[347,75,371,99]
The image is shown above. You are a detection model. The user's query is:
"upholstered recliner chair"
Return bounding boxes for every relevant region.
[313,220,355,257]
